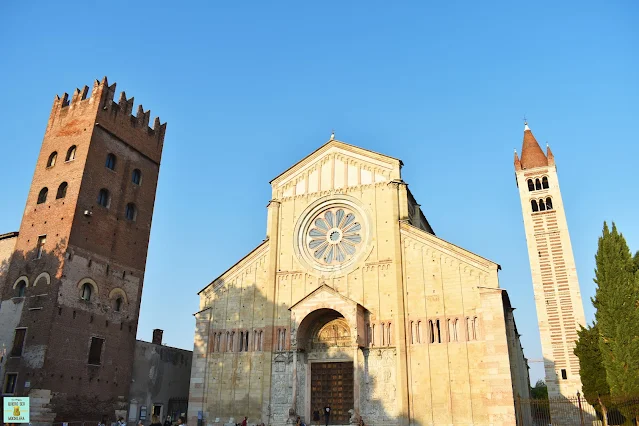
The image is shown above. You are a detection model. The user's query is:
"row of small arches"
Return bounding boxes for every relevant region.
[47,149,143,183]
[12,272,51,297]
[408,317,479,344]
[531,197,554,212]
[366,322,393,347]
[527,177,549,191]
[77,278,128,312]
[211,329,266,353]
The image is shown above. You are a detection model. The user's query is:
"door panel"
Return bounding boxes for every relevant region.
[311,362,354,424]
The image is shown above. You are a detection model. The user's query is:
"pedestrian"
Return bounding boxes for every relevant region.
[177,416,187,426]
[312,409,320,426]
[241,417,247,426]
[118,417,127,426]
[164,416,172,426]
[150,415,162,426]
[323,405,331,426]
[99,416,108,426]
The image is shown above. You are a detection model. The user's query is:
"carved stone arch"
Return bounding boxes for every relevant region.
[13,275,29,288]
[33,272,51,287]
[77,277,99,296]
[108,287,129,304]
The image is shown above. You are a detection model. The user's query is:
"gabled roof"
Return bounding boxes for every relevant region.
[270,139,402,186]
[288,283,363,311]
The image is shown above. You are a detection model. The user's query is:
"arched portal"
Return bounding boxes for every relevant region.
[294,308,357,425]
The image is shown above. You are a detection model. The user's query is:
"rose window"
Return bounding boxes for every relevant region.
[307,208,362,265]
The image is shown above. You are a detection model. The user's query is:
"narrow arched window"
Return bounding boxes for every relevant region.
[245,331,249,351]
[539,199,546,211]
[16,280,27,297]
[473,317,479,340]
[447,319,452,342]
[37,187,48,204]
[371,324,375,347]
[66,145,77,161]
[436,320,441,343]
[97,189,110,207]
[254,331,259,351]
[527,179,534,191]
[467,317,473,340]
[410,321,414,344]
[239,332,244,352]
[125,203,137,221]
[259,330,263,351]
[429,320,435,344]
[381,323,386,346]
[105,153,116,170]
[47,152,58,168]
[114,297,123,312]
[542,176,549,189]
[452,319,458,342]
[387,322,392,346]
[546,197,553,210]
[132,169,142,185]
[417,321,422,344]
[56,182,68,199]
[535,179,542,190]
[216,333,222,352]
[230,332,235,352]
[81,283,92,301]
[531,200,539,212]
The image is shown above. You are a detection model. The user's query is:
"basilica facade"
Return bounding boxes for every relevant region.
[187,139,530,426]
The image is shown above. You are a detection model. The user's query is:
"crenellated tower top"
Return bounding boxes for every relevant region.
[46,77,167,163]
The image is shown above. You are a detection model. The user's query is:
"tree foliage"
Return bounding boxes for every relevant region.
[592,222,639,420]
[530,380,548,400]
[574,322,610,413]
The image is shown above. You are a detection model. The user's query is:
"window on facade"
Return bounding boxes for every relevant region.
[527,179,534,192]
[371,324,376,347]
[125,203,137,221]
[16,280,26,297]
[3,373,17,394]
[56,182,68,199]
[453,319,458,342]
[435,320,441,343]
[410,321,414,344]
[387,322,392,346]
[36,235,46,259]
[47,151,58,168]
[546,197,553,210]
[417,321,422,344]
[37,187,48,204]
[539,199,546,211]
[114,297,123,312]
[542,176,549,189]
[11,328,26,357]
[259,331,264,351]
[429,321,434,344]
[229,332,235,352]
[66,145,77,161]
[97,188,110,207]
[88,337,104,365]
[105,153,116,170]
[531,200,539,212]
[473,317,479,340]
[535,179,542,190]
[245,331,249,352]
[216,333,221,352]
[81,283,92,301]
[381,323,386,346]
[239,332,244,352]
[561,369,567,380]
[132,169,142,185]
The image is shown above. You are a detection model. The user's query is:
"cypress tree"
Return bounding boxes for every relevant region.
[574,322,610,425]
[592,222,639,423]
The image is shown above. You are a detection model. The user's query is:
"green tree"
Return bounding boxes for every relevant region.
[530,380,548,400]
[575,322,610,425]
[592,222,639,424]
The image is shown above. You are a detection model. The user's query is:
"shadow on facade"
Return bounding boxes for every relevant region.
[0,243,127,422]
[194,282,426,426]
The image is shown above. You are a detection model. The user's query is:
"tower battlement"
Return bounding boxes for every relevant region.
[46,77,166,162]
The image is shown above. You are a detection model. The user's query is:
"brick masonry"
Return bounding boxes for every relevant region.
[0,78,166,423]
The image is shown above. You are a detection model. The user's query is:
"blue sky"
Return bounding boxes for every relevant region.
[1,0,637,384]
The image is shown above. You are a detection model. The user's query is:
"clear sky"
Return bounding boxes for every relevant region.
[1,0,637,384]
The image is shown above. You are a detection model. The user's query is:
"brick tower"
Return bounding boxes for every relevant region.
[0,78,166,422]
[514,122,586,399]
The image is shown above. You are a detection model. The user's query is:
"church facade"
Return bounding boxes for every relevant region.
[188,139,530,426]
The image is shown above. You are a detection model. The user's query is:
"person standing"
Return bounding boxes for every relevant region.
[150,415,162,426]
[323,405,331,426]
[241,417,247,426]
[312,409,320,426]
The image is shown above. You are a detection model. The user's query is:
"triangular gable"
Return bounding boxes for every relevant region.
[289,283,361,311]
[271,140,403,198]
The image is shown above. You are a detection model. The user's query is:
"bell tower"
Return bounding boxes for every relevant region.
[514,122,587,399]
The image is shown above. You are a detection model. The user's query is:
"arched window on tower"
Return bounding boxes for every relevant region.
[531,200,539,212]
[527,179,535,192]
[542,176,549,189]
[125,203,137,221]
[97,189,110,208]
[535,179,542,190]
[105,153,116,171]
[132,169,142,185]
[66,145,77,162]
[56,182,68,199]
[37,187,48,204]
[114,297,123,312]
[539,199,546,211]
[546,197,553,210]
[47,152,57,168]
[16,280,27,297]
[81,283,92,301]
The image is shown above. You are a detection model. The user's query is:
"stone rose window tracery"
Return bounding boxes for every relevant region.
[307,208,362,265]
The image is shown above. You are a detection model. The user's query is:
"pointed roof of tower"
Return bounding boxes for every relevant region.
[519,122,548,169]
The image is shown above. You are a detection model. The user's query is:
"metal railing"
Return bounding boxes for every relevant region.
[516,396,639,426]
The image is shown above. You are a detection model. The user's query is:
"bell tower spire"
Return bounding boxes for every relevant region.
[513,122,590,418]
